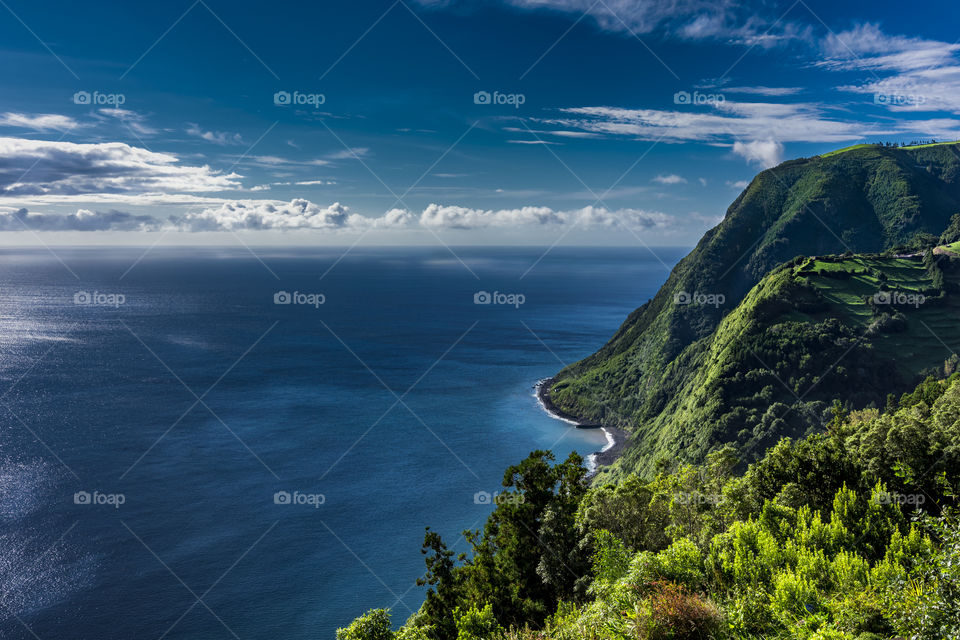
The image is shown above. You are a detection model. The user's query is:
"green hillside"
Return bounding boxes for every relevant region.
[545,142,960,478]
[605,249,960,480]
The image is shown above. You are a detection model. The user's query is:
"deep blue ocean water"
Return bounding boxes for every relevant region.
[0,246,683,639]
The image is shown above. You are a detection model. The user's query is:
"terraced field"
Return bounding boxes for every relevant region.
[793,255,960,375]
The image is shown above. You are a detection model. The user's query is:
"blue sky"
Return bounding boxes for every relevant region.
[1,0,959,245]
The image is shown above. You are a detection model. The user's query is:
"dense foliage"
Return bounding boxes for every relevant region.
[339,374,960,640]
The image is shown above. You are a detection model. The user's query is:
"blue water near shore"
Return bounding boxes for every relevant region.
[0,246,683,639]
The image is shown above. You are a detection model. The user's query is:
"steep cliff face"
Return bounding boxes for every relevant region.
[547,143,960,477]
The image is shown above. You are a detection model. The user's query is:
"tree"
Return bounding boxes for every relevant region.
[336,609,394,640]
[416,529,462,640]
[462,451,589,629]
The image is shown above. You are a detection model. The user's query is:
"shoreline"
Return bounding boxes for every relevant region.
[534,378,629,475]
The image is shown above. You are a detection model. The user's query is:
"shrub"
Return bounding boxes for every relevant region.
[337,609,394,640]
[628,582,723,640]
[455,604,504,640]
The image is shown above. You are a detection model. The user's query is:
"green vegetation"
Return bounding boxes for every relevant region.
[339,145,960,639]
[819,143,874,157]
[545,143,960,477]
[564,248,960,481]
[821,140,960,158]
[339,374,960,640]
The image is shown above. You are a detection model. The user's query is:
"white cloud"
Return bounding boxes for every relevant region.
[420,204,564,228]
[186,124,244,145]
[0,206,157,231]
[546,102,888,144]
[326,147,369,160]
[653,174,686,184]
[507,139,560,145]
[820,24,960,116]
[0,113,80,132]
[722,86,804,96]
[175,199,413,231]
[419,203,670,230]
[503,126,600,139]
[96,109,157,136]
[732,139,783,169]
[0,137,242,195]
[726,180,750,189]
[237,148,366,168]
[821,23,960,72]
[417,0,805,46]
[0,198,674,234]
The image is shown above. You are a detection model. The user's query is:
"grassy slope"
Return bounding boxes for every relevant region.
[822,140,960,157]
[596,252,960,481]
[550,142,960,479]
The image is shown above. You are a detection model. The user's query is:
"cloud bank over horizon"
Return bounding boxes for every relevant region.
[0,199,675,234]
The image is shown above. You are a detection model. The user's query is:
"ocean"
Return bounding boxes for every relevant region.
[0,245,683,639]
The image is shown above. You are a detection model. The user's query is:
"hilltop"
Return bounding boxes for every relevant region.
[544,141,960,478]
